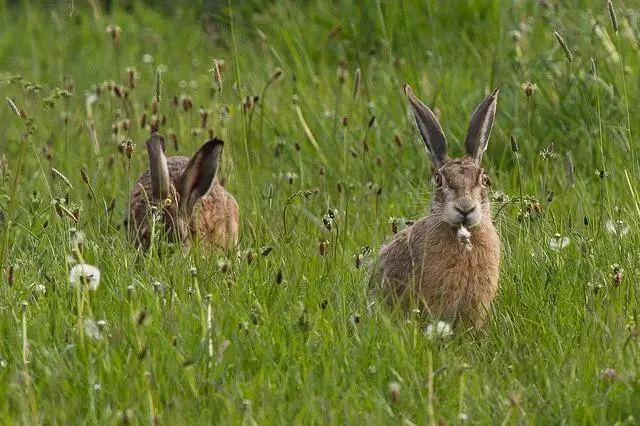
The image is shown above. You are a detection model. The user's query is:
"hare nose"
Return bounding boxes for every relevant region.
[455,201,476,217]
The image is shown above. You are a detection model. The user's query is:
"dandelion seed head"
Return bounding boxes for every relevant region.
[605,219,629,237]
[69,228,86,247]
[84,318,102,340]
[69,264,101,290]
[387,381,401,403]
[549,234,570,251]
[600,367,617,380]
[424,321,453,340]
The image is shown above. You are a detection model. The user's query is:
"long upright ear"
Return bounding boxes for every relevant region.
[146,133,171,202]
[178,138,224,215]
[404,84,448,169]
[464,88,499,164]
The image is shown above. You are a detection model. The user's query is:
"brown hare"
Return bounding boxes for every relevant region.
[127,133,239,250]
[373,85,501,328]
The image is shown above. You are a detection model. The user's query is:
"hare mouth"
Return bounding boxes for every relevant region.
[444,215,481,229]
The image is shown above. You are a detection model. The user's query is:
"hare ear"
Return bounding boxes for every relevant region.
[404,84,448,169]
[178,138,224,216]
[146,133,171,202]
[464,88,499,164]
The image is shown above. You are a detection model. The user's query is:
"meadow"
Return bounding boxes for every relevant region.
[1,0,639,423]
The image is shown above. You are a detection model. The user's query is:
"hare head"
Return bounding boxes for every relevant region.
[404,85,498,229]
[144,132,223,243]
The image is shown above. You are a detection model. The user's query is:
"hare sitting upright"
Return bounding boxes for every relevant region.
[373,85,501,328]
[127,133,239,250]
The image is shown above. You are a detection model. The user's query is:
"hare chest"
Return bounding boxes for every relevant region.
[418,235,500,325]
[378,220,500,326]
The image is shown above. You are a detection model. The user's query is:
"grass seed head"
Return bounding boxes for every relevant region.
[607,1,618,33]
[553,30,573,63]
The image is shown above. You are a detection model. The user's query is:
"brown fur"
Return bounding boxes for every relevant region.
[374,158,500,327]
[373,85,501,328]
[127,156,239,250]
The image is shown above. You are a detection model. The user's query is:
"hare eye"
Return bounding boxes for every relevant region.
[433,173,443,187]
[481,173,491,186]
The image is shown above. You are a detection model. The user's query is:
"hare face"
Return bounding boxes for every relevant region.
[403,84,498,231]
[435,158,490,228]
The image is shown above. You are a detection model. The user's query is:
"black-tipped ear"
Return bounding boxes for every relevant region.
[178,138,224,215]
[146,133,170,202]
[464,88,499,164]
[404,84,448,169]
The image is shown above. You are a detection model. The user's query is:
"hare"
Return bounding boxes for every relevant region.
[373,85,501,328]
[127,133,239,250]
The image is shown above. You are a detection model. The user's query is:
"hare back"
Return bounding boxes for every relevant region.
[191,184,239,249]
[376,216,500,326]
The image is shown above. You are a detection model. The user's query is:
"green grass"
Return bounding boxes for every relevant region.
[1,0,640,423]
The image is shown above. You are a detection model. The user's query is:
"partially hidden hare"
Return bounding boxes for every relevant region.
[373,85,501,328]
[127,133,239,250]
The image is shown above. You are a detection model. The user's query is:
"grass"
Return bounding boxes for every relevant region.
[1,0,639,423]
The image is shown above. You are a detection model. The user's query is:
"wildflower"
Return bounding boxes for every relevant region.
[611,264,624,286]
[260,246,273,256]
[600,367,616,380]
[595,169,608,179]
[459,413,469,422]
[521,82,537,97]
[510,135,519,152]
[539,144,557,160]
[318,240,329,256]
[457,225,472,250]
[549,234,570,251]
[142,53,153,64]
[387,382,401,403]
[151,281,165,294]
[491,191,510,203]
[286,172,298,185]
[84,319,102,340]
[322,214,333,231]
[424,321,453,340]
[105,24,121,44]
[605,219,629,237]
[69,228,86,247]
[217,258,231,273]
[32,283,46,295]
[69,264,101,290]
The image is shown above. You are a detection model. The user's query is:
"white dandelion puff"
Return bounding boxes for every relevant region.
[424,321,453,340]
[32,284,46,295]
[549,234,570,251]
[85,92,98,107]
[84,318,102,340]
[457,225,472,250]
[69,227,86,246]
[605,219,629,237]
[69,264,101,290]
